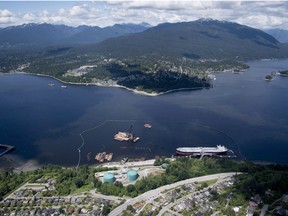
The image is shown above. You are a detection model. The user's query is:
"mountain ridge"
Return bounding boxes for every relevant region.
[0,22,151,47]
[85,19,286,60]
[2,19,288,94]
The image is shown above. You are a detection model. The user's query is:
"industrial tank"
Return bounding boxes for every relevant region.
[127,169,138,181]
[103,173,115,184]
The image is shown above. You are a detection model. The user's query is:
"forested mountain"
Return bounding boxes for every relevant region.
[0,23,150,47]
[1,19,288,93]
[63,23,150,44]
[87,19,288,60]
[0,23,77,46]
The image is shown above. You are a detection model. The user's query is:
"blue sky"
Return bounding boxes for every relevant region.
[0,2,74,13]
[0,1,288,29]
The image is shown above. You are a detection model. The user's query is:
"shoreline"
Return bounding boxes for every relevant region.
[7,71,206,96]
[0,154,41,173]
[1,151,286,174]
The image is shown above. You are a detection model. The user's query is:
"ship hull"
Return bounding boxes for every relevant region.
[176,145,228,156]
[176,150,228,156]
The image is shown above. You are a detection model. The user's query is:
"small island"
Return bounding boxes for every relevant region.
[265,75,273,81]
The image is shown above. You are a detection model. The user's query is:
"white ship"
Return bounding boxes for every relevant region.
[176,145,228,156]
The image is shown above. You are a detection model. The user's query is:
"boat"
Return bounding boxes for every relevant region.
[144,123,152,128]
[133,137,140,142]
[61,85,67,88]
[176,145,228,156]
[48,83,55,86]
[105,153,113,161]
[95,152,113,162]
[95,152,106,162]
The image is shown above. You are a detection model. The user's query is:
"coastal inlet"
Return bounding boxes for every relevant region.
[75,120,239,167]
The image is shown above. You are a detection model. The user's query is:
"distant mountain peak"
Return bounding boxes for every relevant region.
[195,18,229,24]
[20,23,38,27]
[112,22,152,28]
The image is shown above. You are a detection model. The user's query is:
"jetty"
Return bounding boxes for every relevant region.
[0,144,15,157]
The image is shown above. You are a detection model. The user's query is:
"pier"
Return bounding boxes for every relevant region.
[0,144,15,157]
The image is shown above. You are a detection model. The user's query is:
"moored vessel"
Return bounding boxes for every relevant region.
[176,145,228,156]
[95,152,106,162]
[95,152,113,162]
[144,123,152,128]
[105,153,113,161]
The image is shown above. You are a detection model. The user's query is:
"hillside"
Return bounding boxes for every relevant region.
[88,19,288,60]
[0,23,77,47]
[63,23,150,45]
[0,23,150,47]
[265,28,288,43]
[2,19,288,94]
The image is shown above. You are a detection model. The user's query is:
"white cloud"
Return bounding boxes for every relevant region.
[69,5,89,16]
[0,9,15,25]
[0,1,288,29]
[0,9,13,17]
[23,13,36,22]
[236,14,288,29]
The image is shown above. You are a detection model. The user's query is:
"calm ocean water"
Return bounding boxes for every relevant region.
[0,59,288,166]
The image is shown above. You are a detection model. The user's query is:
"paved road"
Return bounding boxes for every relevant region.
[109,172,239,216]
[157,177,232,216]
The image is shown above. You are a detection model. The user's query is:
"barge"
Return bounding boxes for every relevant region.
[114,123,140,143]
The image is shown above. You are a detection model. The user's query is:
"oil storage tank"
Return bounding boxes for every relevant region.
[103,173,115,184]
[127,169,138,181]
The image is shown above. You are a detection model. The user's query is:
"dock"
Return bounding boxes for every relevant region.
[0,144,15,157]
